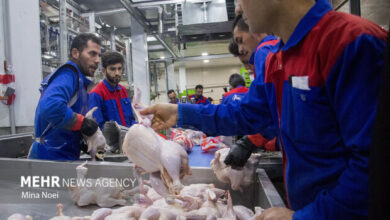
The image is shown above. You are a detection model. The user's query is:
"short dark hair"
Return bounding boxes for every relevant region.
[69,33,102,58]
[232,14,249,32]
[229,73,246,88]
[167,89,175,95]
[101,51,124,68]
[229,39,240,57]
[195,85,203,90]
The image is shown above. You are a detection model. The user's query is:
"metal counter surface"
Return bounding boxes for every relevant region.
[0,158,284,219]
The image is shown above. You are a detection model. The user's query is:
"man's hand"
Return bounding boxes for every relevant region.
[257,207,294,220]
[224,135,257,168]
[139,104,178,131]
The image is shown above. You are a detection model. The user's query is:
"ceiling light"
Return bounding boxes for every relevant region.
[160,56,165,59]
[203,59,210,63]
[201,52,208,56]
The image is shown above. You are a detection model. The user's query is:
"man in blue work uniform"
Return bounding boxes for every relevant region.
[222,73,248,105]
[29,33,103,160]
[227,16,281,158]
[140,0,388,219]
[188,85,210,105]
[88,51,136,129]
[167,89,179,104]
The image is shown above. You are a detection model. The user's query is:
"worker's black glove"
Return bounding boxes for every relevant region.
[80,118,98,137]
[224,135,257,169]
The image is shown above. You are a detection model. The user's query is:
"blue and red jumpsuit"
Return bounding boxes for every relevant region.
[177,0,388,218]
[29,60,90,160]
[221,86,248,104]
[188,94,210,105]
[88,79,136,129]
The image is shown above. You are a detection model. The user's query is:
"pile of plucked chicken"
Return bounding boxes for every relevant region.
[7,88,264,220]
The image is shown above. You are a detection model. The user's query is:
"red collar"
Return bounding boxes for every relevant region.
[224,86,249,97]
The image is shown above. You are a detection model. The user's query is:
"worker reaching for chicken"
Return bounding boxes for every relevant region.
[29,33,106,160]
[140,0,388,219]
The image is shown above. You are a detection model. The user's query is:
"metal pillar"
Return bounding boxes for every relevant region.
[2,0,42,133]
[0,1,5,75]
[158,7,163,34]
[153,63,158,94]
[110,28,116,51]
[164,61,169,94]
[179,66,186,92]
[125,39,133,86]
[0,0,15,134]
[59,0,68,63]
[88,12,95,33]
[203,1,207,23]
[45,16,50,53]
[167,62,175,91]
[131,16,150,105]
[350,0,361,16]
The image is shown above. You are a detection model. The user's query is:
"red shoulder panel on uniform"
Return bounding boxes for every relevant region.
[224,87,249,97]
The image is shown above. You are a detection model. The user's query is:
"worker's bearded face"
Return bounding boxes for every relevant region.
[168,92,177,103]
[75,40,101,77]
[104,63,123,86]
[195,89,203,98]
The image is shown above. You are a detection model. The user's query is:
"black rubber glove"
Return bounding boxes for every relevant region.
[224,135,257,169]
[80,118,98,137]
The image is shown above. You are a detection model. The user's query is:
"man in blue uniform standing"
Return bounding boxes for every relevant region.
[29,33,103,160]
[89,51,136,129]
[188,85,210,105]
[140,0,388,219]
[222,73,248,104]
[167,89,179,104]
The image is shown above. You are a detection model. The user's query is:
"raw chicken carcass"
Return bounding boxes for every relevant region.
[7,214,33,220]
[49,204,71,220]
[211,148,260,191]
[90,208,112,220]
[247,207,265,220]
[104,206,145,220]
[218,191,237,220]
[82,107,107,160]
[122,87,191,195]
[233,205,254,220]
[68,161,127,207]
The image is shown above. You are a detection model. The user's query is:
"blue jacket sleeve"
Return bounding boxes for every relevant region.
[128,100,137,126]
[37,68,78,129]
[204,98,211,105]
[178,77,276,139]
[88,92,105,129]
[293,35,386,219]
